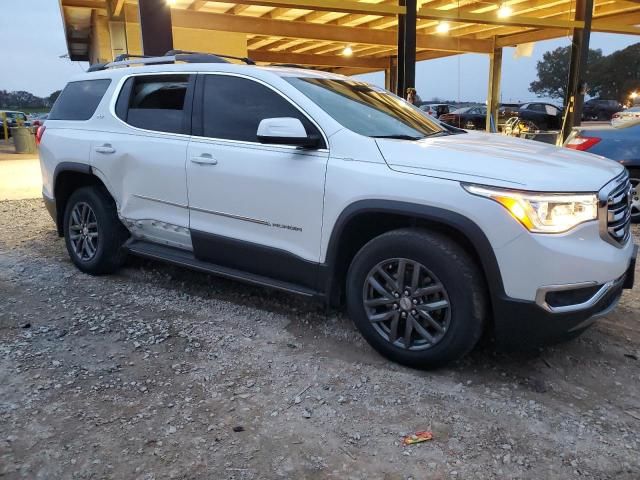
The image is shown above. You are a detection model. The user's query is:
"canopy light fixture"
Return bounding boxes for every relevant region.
[497,3,513,18]
[436,21,450,34]
[342,45,353,56]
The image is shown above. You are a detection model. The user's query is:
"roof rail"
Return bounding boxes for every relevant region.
[86,50,255,72]
[165,50,256,65]
[270,63,317,70]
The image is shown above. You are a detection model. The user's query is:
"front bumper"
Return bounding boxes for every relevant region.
[494,244,636,349]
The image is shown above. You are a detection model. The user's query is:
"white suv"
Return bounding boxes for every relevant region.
[39,52,636,368]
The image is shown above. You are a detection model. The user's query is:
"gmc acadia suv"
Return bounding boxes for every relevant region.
[38,52,637,368]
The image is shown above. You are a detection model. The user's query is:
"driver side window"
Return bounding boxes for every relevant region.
[198,75,323,146]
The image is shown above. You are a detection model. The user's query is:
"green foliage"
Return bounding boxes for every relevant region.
[0,89,60,110]
[529,46,603,100]
[590,43,640,102]
[529,43,640,102]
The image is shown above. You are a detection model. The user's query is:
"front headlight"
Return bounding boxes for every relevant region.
[464,184,598,233]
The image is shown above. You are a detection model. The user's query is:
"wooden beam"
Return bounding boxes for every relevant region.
[113,0,125,16]
[208,0,405,16]
[496,28,564,46]
[228,4,251,14]
[417,7,584,29]
[67,36,91,44]
[61,0,107,14]
[249,50,390,68]
[188,1,208,10]
[154,7,494,52]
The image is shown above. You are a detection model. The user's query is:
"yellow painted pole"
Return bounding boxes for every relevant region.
[1,112,8,144]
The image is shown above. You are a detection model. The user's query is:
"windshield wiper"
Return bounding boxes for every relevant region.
[372,131,450,140]
[371,134,425,140]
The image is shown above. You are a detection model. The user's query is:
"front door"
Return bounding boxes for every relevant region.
[186,73,329,290]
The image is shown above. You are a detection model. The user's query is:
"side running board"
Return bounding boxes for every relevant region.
[125,240,319,298]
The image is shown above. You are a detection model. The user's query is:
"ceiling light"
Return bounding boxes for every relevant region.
[436,21,450,34]
[167,0,176,5]
[342,45,353,56]
[497,4,513,18]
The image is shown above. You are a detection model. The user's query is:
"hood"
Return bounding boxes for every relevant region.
[375,131,623,191]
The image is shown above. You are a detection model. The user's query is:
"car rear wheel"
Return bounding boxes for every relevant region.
[629,169,640,223]
[346,228,487,369]
[63,186,128,274]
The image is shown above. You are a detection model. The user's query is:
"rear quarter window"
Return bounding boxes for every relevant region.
[115,74,191,134]
[48,79,111,121]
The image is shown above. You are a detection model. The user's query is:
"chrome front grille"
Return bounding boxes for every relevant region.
[599,172,632,247]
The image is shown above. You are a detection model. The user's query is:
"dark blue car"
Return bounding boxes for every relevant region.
[565,123,640,222]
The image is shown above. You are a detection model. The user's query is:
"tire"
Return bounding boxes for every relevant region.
[346,228,487,369]
[63,186,128,275]
[629,168,640,224]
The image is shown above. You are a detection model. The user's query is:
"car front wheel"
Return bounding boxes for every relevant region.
[346,228,487,369]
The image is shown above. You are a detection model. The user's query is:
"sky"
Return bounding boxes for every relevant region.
[1,1,638,101]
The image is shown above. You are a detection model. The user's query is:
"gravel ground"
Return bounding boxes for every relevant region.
[1,199,639,480]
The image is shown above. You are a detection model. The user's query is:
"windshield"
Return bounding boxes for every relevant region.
[286,77,445,139]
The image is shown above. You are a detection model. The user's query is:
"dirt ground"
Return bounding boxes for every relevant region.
[1,199,639,480]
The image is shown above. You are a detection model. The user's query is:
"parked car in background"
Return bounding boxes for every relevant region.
[515,102,563,130]
[0,111,32,136]
[419,103,452,119]
[439,106,486,130]
[565,123,640,222]
[583,98,623,121]
[611,107,640,128]
[31,113,49,127]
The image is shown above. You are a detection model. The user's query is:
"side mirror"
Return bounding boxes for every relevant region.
[257,117,320,148]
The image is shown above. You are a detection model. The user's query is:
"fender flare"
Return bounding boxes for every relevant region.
[52,162,93,191]
[321,199,506,306]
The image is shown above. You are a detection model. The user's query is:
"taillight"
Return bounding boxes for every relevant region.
[35,125,46,145]
[565,135,601,151]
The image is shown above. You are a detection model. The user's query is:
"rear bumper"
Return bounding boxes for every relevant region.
[493,244,636,349]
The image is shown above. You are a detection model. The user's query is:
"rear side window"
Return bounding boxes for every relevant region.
[199,75,321,144]
[116,74,191,134]
[49,79,111,121]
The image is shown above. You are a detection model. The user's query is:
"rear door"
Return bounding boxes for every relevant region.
[91,73,195,250]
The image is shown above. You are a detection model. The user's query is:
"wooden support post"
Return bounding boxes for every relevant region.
[560,0,593,143]
[138,0,174,56]
[486,43,502,132]
[385,57,398,93]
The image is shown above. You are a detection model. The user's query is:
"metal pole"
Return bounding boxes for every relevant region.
[486,43,503,133]
[2,112,8,144]
[138,0,174,56]
[396,0,406,97]
[404,0,417,98]
[560,0,593,143]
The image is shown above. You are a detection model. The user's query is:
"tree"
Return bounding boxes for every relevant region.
[529,46,603,100]
[589,43,640,102]
[47,90,62,107]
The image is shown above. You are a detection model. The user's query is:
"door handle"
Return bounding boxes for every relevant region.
[95,144,115,154]
[190,154,218,165]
